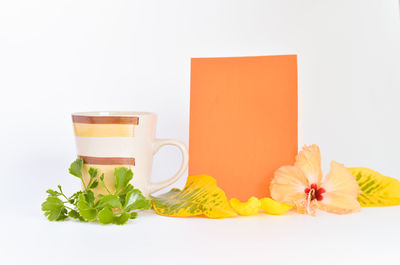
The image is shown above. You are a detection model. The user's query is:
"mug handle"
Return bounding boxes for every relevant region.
[148,138,189,194]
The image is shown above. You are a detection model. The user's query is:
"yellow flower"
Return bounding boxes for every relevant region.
[270,144,361,215]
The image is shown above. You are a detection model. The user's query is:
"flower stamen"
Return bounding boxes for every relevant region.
[304,184,326,215]
[305,184,326,201]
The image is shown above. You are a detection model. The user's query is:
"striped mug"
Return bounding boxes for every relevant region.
[72,111,189,197]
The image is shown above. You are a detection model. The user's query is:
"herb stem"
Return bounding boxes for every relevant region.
[101,180,112,194]
[60,193,69,201]
[64,205,75,211]
[81,177,88,191]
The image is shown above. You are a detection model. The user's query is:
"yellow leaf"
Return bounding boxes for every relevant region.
[230,197,261,216]
[348,167,400,207]
[151,175,237,218]
[259,198,292,215]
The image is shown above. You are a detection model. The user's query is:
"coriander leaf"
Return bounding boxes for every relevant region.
[97,194,122,209]
[113,212,130,225]
[84,190,95,206]
[119,184,134,195]
[68,191,82,205]
[89,179,99,189]
[77,193,97,221]
[97,206,114,225]
[114,167,133,193]
[69,158,83,178]
[68,210,80,219]
[46,189,61,196]
[41,196,65,221]
[70,191,82,199]
[68,210,85,222]
[130,212,138,219]
[56,208,68,221]
[118,184,134,205]
[88,168,98,179]
[124,189,152,212]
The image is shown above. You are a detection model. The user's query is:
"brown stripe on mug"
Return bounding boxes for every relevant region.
[72,115,139,125]
[79,156,135,165]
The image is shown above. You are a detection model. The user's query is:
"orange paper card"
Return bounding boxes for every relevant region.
[189,55,298,200]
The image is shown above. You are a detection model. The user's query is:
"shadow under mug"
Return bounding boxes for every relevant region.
[72,111,189,197]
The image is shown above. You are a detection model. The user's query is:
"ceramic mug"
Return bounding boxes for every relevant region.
[72,111,189,197]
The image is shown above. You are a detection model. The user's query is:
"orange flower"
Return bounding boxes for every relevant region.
[270,145,361,215]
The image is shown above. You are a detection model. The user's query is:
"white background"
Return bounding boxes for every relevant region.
[0,0,399,264]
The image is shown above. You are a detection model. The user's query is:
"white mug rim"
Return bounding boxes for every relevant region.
[72,111,156,117]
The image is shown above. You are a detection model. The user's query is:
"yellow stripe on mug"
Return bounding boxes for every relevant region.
[72,114,139,138]
[73,123,135,137]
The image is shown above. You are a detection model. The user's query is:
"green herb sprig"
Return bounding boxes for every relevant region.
[41,158,152,225]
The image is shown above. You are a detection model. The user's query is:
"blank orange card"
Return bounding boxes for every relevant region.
[189,55,298,200]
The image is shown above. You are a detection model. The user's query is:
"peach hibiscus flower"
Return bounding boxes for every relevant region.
[270,145,361,215]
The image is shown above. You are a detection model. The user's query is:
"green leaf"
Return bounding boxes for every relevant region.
[68,191,82,205]
[114,167,133,193]
[89,180,99,189]
[124,189,151,212]
[130,212,138,219]
[97,194,122,209]
[118,184,134,205]
[119,184,134,195]
[68,210,85,221]
[69,158,83,178]
[97,207,114,225]
[84,190,95,206]
[77,193,97,221]
[56,208,68,221]
[88,168,98,179]
[41,196,66,221]
[46,189,61,196]
[68,210,81,219]
[113,212,130,225]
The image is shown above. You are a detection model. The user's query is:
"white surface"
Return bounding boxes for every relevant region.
[2,208,400,265]
[0,0,399,264]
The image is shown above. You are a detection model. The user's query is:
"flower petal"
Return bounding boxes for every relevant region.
[322,161,360,196]
[319,161,361,214]
[259,198,292,215]
[294,144,323,185]
[230,197,261,216]
[270,166,308,204]
[318,192,361,214]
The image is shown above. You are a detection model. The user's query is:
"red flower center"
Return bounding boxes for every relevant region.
[304,184,326,201]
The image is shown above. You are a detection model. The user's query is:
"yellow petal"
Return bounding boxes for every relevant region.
[151,175,237,218]
[229,197,261,216]
[295,144,323,185]
[259,198,292,215]
[270,166,308,204]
